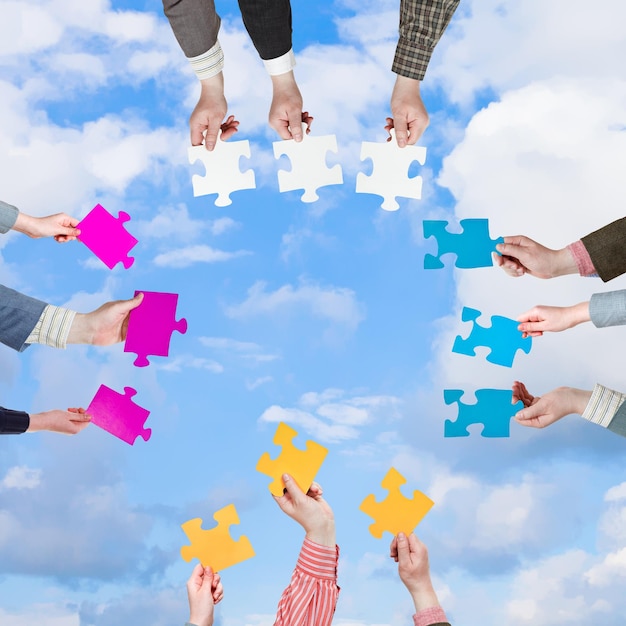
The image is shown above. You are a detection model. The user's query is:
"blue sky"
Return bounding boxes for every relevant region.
[2,1,626,625]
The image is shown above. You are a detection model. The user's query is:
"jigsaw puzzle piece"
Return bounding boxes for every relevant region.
[355,129,427,211]
[188,133,256,206]
[124,291,188,367]
[452,306,532,368]
[77,203,138,269]
[273,123,343,202]
[444,388,523,437]
[180,504,255,571]
[423,218,504,269]
[86,384,151,445]
[359,467,434,539]
[256,422,329,496]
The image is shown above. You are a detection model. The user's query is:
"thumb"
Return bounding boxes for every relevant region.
[496,242,525,260]
[393,118,408,148]
[129,292,144,310]
[282,473,305,501]
[202,566,215,589]
[396,532,410,562]
[204,123,220,151]
[289,117,303,142]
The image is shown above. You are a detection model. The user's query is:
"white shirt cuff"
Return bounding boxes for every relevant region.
[263,48,296,76]
[25,304,76,349]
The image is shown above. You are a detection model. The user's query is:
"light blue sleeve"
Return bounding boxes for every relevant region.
[608,402,626,438]
[589,290,626,328]
[0,200,18,234]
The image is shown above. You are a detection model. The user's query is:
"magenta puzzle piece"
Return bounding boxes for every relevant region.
[124,291,188,367]
[86,384,151,445]
[77,204,138,269]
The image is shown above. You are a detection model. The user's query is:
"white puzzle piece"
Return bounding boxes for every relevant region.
[273,123,343,203]
[188,133,256,206]
[356,129,427,211]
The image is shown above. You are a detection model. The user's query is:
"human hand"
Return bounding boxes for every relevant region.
[517,302,590,337]
[494,236,577,279]
[513,381,591,429]
[386,75,429,148]
[273,474,335,547]
[67,292,144,346]
[27,407,91,435]
[12,212,80,242]
[269,72,313,142]
[187,564,223,626]
[191,73,240,151]
[390,533,440,613]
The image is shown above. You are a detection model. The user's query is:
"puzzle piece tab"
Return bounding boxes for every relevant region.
[188,134,256,206]
[256,422,328,496]
[77,203,138,269]
[86,384,151,445]
[124,291,188,367]
[452,306,532,368]
[181,504,255,571]
[355,129,427,211]
[423,218,504,269]
[360,467,434,539]
[444,388,523,437]
[273,123,343,202]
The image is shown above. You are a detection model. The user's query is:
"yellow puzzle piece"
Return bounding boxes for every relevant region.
[180,504,255,571]
[360,467,434,539]
[256,422,329,497]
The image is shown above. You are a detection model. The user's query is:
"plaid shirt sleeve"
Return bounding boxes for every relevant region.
[392,0,460,80]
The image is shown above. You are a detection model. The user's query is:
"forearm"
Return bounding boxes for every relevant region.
[589,290,626,328]
[0,285,49,352]
[392,0,460,80]
[0,200,19,233]
[0,406,30,434]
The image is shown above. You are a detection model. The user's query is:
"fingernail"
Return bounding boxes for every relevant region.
[283,473,290,482]
[398,532,406,540]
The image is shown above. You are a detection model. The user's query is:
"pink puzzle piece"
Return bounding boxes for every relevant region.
[86,384,151,445]
[124,291,188,367]
[77,204,138,269]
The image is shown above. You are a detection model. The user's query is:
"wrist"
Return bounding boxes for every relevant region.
[570,301,591,326]
[199,72,224,95]
[271,70,297,91]
[409,581,440,613]
[552,247,578,277]
[305,521,336,548]
[66,313,93,345]
[26,413,42,432]
[12,212,36,237]
[568,387,593,416]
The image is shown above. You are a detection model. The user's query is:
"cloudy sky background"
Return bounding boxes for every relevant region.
[2,0,626,624]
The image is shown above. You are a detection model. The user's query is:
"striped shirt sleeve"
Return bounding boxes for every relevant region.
[413,605,450,626]
[188,39,225,80]
[274,539,339,626]
[25,304,76,349]
[582,384,626,429]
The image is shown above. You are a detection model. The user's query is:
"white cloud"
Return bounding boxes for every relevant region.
[0,605,78,626]
[158,355,224,374]
[1,466,41,490]
[153,244,250,268]
[226,279,366,331]
[246,376,274,390]
[259,389,401,444]
[199,336,279,363]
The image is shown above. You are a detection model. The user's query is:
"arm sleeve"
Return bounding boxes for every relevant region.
[237,0,293,61]
[582,384,626,438]
[274,538,339,626]
[581,217,626,282]
[0,406,30,434]
[0,285,48,352]
[567,240,597,277]
[392,0,460,81]
[0,200,19,234]
[589,290,626,328]
[413,606,450,626]
[162,0,221,58]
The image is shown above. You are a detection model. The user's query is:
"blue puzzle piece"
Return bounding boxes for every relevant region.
[423,219,503,269]
[452,306,532,368]
[444,389,523,437]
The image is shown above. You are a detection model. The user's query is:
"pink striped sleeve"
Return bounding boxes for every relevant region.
[413,605,450,626]
[567,240,597,276]
[274,539,340,626]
